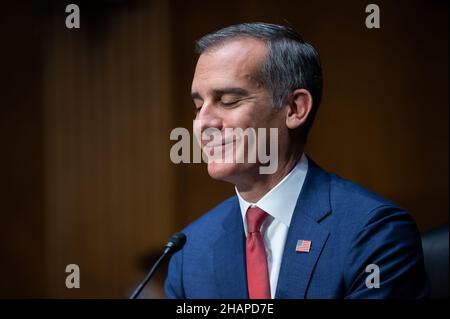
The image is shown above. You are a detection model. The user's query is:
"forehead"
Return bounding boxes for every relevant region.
[192,38,267,92]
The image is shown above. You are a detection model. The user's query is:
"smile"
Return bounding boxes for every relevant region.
[203,137,236,149]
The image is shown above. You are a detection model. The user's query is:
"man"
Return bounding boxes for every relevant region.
[165,22,429,298]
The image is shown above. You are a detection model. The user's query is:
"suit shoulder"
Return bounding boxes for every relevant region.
[182,196,238,236]
[328,172,403,217]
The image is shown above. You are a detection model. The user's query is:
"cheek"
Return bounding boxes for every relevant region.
[224,99,281,129]
[256,108,285,130]
[223,108,254,129]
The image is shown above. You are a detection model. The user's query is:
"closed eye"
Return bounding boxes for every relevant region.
[220,99,241,107]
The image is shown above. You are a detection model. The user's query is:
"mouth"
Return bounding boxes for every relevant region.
[203,136,236,149]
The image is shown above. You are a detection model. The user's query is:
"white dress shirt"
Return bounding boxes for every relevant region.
[235,153,308,299]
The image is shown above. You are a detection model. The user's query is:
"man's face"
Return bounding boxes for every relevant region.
[191,38,288,187]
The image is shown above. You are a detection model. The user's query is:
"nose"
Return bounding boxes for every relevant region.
[196,102,223,133]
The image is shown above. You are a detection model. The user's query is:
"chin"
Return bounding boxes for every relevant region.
[206,162,239,183]
[207,161,258,188]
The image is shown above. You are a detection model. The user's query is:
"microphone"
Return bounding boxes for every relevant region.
[129,232,186,299]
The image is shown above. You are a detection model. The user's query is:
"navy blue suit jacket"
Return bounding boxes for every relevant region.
[165,158,429,298]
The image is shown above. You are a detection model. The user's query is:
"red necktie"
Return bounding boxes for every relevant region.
[246,207,271,299]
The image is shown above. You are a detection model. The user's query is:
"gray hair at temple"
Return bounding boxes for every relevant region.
[195,22,323,142]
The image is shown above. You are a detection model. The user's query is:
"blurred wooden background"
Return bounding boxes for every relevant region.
[0,0,448,298]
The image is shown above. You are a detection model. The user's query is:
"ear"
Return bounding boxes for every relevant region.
[285,89,313,130]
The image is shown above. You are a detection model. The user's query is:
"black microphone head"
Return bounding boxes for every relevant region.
[165,232,186,254]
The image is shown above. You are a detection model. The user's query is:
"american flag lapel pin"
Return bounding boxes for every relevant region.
[296,239,312,253]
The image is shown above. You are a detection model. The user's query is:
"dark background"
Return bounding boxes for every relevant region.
[0,0,448,298]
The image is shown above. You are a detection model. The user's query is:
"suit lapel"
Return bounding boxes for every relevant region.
[212,198,248,298]
[211,158,332,299]
[275,158,331,298]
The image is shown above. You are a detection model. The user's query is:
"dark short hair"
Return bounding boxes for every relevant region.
[196,22,323,142]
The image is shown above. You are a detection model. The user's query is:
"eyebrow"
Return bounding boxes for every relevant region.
[191,87,249,100]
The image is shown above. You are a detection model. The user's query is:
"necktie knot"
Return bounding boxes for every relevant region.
[246,207,268,233]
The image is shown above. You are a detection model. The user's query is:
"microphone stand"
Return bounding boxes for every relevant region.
[129,248,169,299]
[129,233,186,299]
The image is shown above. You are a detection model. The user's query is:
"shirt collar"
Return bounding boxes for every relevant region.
[236,153,308,228]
